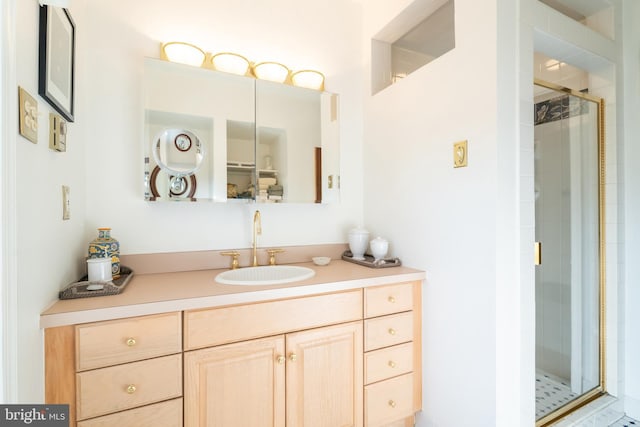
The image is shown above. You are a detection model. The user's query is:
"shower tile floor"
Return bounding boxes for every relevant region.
[610,416,639,427]
[536,371,579,419]
[537,371,640,426]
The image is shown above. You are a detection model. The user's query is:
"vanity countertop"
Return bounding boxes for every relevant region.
[40,260,425,329]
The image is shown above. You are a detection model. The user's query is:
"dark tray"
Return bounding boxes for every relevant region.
[341,250,402,268]
[59,266,134,300]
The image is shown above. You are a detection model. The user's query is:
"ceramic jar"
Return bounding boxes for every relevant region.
[370,237,389,261]
[87,258,112,283]
[88,227,120,279]
[348,227,369,260]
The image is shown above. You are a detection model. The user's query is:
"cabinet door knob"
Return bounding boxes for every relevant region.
[388,296,396,303]
[388,328,396,336]
[126,338,136,347]
[388,400,396,408]
[277,355,285,364]
[126,384,137,394]
[289,353,297,362]
[388,360,396,368]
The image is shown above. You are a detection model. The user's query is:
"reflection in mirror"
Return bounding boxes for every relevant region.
[142,57,340,203]
[256,80,340,203]
[149,128,205,200]
[226,120,256,200]
[152,129,205,175]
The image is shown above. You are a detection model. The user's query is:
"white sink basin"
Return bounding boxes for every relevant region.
[215,265,316,285]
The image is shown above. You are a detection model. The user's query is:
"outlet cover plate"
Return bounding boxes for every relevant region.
[62,185,70,220]
[453,140,468,168]
[18,87,38,144]
[49,113,67,152]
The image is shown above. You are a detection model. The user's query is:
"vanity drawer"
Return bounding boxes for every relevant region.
[364,312,414,352]
[76,312,182,371]
[365,373,414,427]
[76,354,182,421]
[184,290,362,350]
[364,283,415,318]
[365,342,413,385]
[77,398,183,427]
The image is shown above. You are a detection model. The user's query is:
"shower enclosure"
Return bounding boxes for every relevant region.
[534,79,605,425]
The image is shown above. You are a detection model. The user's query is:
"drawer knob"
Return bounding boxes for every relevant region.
[126,384,137,394]
[277,355,285,364]
[126,338,137,347]
[388,400,396,408]
[388,360,396,368]
[289,353,297,362]
[388,328,396,336]
[388,296,396,303]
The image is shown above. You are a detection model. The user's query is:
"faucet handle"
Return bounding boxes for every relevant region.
[221,251,240,269]
[266,248,285,266]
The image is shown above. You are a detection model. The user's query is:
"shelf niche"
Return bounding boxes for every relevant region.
[371,0,455,95]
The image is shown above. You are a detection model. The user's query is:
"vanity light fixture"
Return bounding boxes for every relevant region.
[160,42,325,91]
[252,62,290,83]
[161,42,206,67]
[211,52,250,76]
[291,70,325,91]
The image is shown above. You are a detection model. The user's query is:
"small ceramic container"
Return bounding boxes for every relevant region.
[348,227,370,260]
[312,256,331,266]
[370,237,389,261]
[87,257,112,282]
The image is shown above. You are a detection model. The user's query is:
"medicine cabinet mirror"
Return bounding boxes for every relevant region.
[143,58,340,203]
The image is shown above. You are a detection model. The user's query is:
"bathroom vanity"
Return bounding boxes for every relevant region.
[41,257,424,427]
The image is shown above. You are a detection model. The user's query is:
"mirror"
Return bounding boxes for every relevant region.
[149,128,205,199]
[152,129,205,175]
[143,57,340,203]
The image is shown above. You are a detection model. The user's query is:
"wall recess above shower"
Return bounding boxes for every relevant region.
[371,0,455,95]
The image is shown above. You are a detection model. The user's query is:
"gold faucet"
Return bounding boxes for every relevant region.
[252,210,262,267]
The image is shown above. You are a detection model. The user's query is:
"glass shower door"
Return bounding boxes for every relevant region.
[534,80,605,424]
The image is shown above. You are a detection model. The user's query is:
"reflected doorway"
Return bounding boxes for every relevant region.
[534,79,606,425]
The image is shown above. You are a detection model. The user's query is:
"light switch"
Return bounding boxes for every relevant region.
[453,140,468,168]
[18,87,38,144]
[62,186,70,220]
[49,113,67,152]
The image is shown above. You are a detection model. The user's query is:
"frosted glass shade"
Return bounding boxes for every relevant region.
[291,70,325,90]
[211,53,250,75]
[253,62,289,83]
[162,42,206,67]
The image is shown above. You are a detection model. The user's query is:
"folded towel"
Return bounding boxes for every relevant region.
[258,177,277,186]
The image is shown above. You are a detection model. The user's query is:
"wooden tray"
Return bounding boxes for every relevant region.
[59,266,134,300]
[341,250,402,268]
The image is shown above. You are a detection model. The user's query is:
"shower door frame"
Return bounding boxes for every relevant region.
[534,78,606,427]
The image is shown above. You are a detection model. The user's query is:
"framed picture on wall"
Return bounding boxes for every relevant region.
[38,6,75,122]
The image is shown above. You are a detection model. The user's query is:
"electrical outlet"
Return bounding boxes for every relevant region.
[453,140,468,168]
[62,186,70,220]
[18,87,38,144]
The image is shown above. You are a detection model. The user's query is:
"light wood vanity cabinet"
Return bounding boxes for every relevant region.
[45,280,422,427]
[45,312,184,426]
[183,290,363,427]
[363,282,422,427]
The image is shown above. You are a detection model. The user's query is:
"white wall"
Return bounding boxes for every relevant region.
[81,0,364,254]
[621,0,640,419]
[11,0,89,402]
[362,0,509,424]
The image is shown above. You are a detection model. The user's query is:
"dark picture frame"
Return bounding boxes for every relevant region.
[38,6,75,122]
